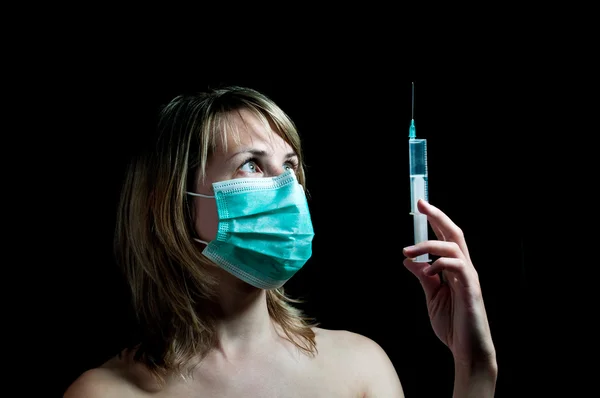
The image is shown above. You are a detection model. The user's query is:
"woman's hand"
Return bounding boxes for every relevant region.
[403,199,496,371]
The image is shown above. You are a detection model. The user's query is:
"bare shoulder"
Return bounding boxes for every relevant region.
[314,328,405,397]
[63,353,143,398]
[313,328,394,366]
[63,368,128,398]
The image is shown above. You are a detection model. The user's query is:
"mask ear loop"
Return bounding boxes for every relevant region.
[186,191,215,246]
[187,192,214,198]
[193,238,209,245]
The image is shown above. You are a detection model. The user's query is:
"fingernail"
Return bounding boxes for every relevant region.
[403,246,414,254]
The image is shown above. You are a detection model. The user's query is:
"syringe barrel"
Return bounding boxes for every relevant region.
[409,138,430,262]
[409,138,428,214]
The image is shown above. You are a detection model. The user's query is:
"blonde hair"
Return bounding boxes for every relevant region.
[114,86,317,382]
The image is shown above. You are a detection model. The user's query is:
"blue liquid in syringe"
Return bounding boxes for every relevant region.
[409,138,428,214]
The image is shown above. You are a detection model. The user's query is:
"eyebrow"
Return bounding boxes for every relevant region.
[226,149,298,162]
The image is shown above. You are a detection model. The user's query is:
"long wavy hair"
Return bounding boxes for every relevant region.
[114,85,317,383]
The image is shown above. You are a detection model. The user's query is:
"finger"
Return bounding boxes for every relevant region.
[417,200,471,261]
[403,240,463,261]
[403,258,441,302]
[424,257,478,289]
[416,201,446,242]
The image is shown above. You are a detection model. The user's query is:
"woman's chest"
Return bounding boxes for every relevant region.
[153,357,362,397]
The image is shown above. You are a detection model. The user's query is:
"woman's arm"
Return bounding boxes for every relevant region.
[403,199,497,398]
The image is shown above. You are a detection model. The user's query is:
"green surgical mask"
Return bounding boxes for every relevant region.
[187,170,315,289]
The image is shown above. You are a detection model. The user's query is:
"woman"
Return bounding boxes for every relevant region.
[64,85,497,397]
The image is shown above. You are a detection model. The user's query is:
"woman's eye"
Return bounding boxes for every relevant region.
[284,160,298,171]
[240,160,258,173]
[240,159,297,174]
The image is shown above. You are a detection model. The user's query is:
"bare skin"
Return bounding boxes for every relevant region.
[66,324,403,397]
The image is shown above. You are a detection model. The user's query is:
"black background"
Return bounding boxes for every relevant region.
[6,9,597,396]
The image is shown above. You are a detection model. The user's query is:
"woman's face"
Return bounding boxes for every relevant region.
[191,109,299,243]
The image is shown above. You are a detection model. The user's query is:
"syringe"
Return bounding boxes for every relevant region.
[408,82,430,263]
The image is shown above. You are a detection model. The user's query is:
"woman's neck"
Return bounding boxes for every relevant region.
[210,267,277,358]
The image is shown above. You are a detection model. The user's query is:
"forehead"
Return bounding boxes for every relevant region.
[216,108,294,154]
